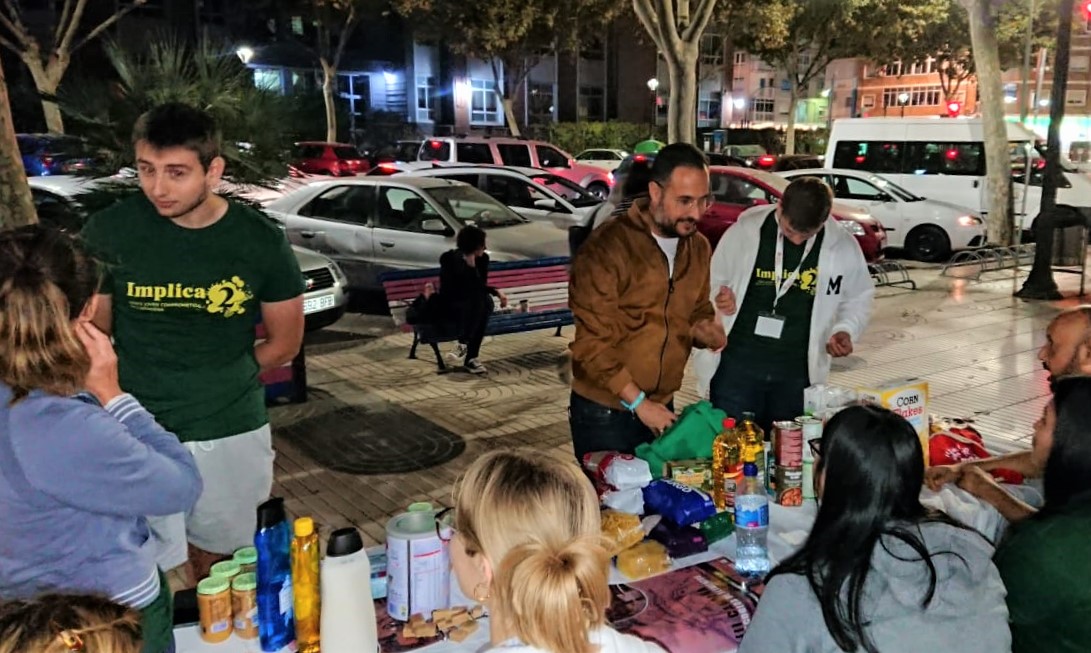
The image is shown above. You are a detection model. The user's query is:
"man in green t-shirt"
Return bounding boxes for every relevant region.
[81,103,305,582]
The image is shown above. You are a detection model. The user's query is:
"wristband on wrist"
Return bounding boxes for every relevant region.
[620,391,646,413]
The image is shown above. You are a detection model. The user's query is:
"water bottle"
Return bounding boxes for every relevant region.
[255,497,295,651]
[733,460,771,581]
[320,527,379,653]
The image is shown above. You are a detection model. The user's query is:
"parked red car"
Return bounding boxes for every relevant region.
[293,142,370,176]
[700,166,886,262]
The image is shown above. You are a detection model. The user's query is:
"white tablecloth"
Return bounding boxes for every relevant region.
[177,485,1019,653]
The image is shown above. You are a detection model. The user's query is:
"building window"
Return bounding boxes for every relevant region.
[861,94,876,109]
[470,79,501,124]
[1072,55,1090,72]
[416,76,436,122]
[752,98,775,115]
[291,16,304,35]
[529,82,554,123]
[579,86,605,120]
[883,62,903,77]
[1066,90,1087,106]
[698,90,721,127]
[882,85,942,107]
[701,34,723,67]
[253,68,282,93]
[734,52,747,65]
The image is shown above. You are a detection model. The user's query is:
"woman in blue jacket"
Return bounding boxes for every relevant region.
[0,225,203,653]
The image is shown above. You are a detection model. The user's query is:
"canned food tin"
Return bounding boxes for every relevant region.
[797,416,822,463]
[774,421,803,468]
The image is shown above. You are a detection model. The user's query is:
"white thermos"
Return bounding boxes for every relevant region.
[320,527,379,653]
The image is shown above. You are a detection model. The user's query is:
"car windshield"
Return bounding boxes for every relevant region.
[394,141,422,162]
[425,184,528,228]
[529,173,601,207]
[735,169,789,193]
[863,174,922,202]
[334,146,361,159]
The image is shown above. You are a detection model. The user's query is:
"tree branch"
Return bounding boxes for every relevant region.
[632,0,668,53]
[0,0,31,48]
[58,0,89,56]
[682,0,718,43]
[653,0,681,52]
[0,31,21,56]
[331,4,358,72]
[72,0,147,53]
[54,0,74,49]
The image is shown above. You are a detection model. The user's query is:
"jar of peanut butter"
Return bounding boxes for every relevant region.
[197,576,233,643]
[231,572,260,640]
[209,560,241,581]
[233,546,258,574]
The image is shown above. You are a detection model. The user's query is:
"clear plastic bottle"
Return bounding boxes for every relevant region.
[711,417,743,511]
[292,517,321,653]
[255,498,295,652]
[733,459,771,581]
[739,412,767,491]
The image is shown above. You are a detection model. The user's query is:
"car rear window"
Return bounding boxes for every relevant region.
[420,140,451,161]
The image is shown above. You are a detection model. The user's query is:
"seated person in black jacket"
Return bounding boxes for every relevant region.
[435,225,507,374]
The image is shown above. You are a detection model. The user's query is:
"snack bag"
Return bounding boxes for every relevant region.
[601,510,644,556]
[616,541,672,580]
[583,452,653,491]
[602,488,644,515]
[642,479,717,527]
[929,417,1024,485]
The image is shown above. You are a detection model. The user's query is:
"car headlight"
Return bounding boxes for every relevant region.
[958,215,984,226]
[329,264,346,282]
[839,219,866,237]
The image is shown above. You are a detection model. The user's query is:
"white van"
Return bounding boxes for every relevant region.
[825,118,1091,231]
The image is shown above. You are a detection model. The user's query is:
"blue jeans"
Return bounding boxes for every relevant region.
[569,392,666,463]
[709,358,809,434]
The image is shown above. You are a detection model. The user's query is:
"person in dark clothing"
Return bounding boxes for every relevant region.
[435,225,507,374]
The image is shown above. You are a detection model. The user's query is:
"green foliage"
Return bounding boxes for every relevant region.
[547,122,663,155]
[58,34,294,185]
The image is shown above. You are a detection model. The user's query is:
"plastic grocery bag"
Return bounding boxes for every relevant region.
[635,401,727,479]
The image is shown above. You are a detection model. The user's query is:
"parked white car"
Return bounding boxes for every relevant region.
[264,176,569,290]
[402,165,603,229]
[28,175,349,330]
[574,148,629,172]
[781,168,987,262]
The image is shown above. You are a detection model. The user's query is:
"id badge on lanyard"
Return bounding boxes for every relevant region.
[756,229,815,340]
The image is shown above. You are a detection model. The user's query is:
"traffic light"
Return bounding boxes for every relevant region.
[946,101,962,118]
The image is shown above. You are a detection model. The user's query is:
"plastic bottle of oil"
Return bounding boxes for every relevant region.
[711,417,743,511]
[291,517,321,653]
[739,412,767,491]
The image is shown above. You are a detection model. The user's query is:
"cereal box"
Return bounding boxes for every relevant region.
[856,378,930,466]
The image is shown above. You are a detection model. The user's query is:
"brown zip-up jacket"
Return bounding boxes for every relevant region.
[569,198,715,409]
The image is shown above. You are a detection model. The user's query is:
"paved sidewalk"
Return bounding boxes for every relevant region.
[270,264,1080,546]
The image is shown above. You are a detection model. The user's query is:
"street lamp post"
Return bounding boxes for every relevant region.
[897,91,910,117]
[647,78,660,128]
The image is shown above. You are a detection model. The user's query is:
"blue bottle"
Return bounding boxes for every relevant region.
[255,497,295,651]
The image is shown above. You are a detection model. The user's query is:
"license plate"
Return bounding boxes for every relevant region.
[303,294,337,315]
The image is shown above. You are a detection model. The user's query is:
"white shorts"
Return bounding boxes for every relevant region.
[148,424,275,570]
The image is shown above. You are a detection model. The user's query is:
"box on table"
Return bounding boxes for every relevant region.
[662,459,713,492]
[856,378,930,466]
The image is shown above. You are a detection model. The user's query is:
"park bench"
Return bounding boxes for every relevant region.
[380,256,572,372]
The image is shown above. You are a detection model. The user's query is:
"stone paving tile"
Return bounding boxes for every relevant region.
[271,264,1085,545]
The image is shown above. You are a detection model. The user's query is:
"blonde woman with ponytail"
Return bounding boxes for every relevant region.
[446,450,665,653]
[0,225,203,653]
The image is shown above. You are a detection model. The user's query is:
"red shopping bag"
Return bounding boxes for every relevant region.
[929,417,1024,485]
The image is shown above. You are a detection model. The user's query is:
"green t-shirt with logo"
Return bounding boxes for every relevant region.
[81,195,305,442]
[725,211,824,377]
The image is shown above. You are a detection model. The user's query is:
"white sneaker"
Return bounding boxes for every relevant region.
[447,343,467,360]
[465,359,487,374]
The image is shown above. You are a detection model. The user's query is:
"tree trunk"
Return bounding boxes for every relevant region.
[1017,0,1072,300]
[25,56,67,134]
[784,84,799,155]
[0,52,38,227]
[321,59,338,143]
[665,44,698,145]
[962,0,1013,246]
[501,96,521,137]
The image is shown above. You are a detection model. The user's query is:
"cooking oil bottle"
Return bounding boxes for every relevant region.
[712,417,743,510]
[739,412,767,491]
[291,517,321,653]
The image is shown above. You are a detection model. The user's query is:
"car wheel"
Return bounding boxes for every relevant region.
[588,182,609,200]
[906,224,952,262]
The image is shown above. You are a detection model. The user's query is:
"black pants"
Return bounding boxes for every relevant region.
[452,294,493,362]
[568,391,671,464]
[709,355,809,434]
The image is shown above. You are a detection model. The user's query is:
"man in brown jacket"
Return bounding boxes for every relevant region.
[568,143,726,461]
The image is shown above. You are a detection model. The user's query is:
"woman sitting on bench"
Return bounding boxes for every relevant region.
[432,225,508,374]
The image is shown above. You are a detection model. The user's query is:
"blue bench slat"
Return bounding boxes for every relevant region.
[379,257,571,283]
